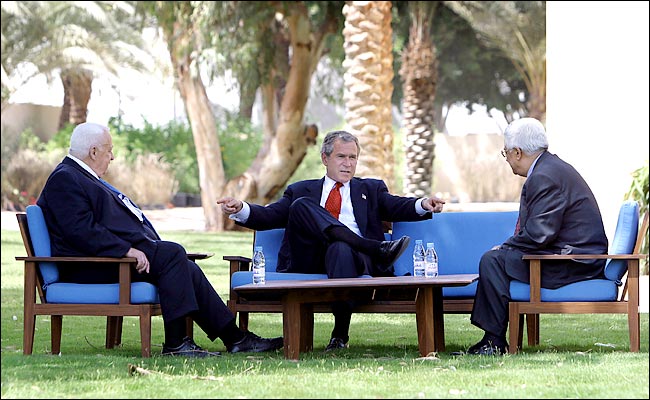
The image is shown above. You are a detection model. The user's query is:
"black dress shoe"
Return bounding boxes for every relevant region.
[467,337,489,354]
[227,332,284,353]
[379,236,411,266]
[161,336,221,358]
[467,339,507,356]
[324,337,349,352]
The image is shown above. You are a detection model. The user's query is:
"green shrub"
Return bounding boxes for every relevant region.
[626,163,649,274]
[2,125,178,209]
[106,115,262,194]
[107,118,199,194]
[626,163,649,216]
[217,111,262,180]
[1,148,63,210]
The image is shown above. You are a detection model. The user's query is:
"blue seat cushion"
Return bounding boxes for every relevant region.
[443,281,477,298]
[45,281,160,304]
[604,200,639,283]
[510,279,619,302]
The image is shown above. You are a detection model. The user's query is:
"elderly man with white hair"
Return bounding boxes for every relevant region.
[467,117,608,355]
[37,122,283,357]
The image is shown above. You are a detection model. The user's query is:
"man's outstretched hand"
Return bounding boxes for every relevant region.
[217,197,243,215]
[423,196,445,213]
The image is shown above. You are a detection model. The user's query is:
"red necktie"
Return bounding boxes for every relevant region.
[325,182,343,219]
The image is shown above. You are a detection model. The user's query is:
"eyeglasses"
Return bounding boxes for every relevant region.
[501,148,515,158]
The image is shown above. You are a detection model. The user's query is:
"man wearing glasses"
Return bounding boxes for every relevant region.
[467,117,608,355]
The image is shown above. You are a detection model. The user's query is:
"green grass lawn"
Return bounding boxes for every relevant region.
[1,229,648,398]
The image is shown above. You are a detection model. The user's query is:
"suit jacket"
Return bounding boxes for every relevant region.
[502,151,608,287]
[238,177,431,272]
[37,157,160,261]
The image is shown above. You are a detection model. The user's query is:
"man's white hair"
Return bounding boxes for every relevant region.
[69,122,109,159]
[503,117,548,155]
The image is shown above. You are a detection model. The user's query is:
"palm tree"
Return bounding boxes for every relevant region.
[342,1,395,188]
[399,1,439,197]
[445,1,546,122]
[1,1,153,127]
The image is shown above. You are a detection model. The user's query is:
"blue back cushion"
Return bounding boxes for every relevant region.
[604,200,639,283]
[253,229,286,272]
[392,211,518,277]
[26,205,59,285]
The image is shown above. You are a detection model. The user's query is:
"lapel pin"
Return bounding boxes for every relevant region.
[361,194,367,200]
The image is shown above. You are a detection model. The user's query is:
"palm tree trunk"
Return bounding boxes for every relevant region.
[399,2,439,197]
[58,69,93,130]
[342,1,395,188]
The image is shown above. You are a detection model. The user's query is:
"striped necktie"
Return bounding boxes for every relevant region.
[99,179,144,222]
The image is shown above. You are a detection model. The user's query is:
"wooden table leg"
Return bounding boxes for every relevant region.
[282,293,314,360]
[415,286,446,355]
[415,286,435,356]
[299,304,314,354]
[432,286,445,352]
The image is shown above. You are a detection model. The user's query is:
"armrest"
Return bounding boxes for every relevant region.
[16,256,137,263]
[521,253,647,302]
[224,256,252,307]
[17,255,138,305]
[223,255,252,276]
[522,254,647,261]
[187,252,214,261]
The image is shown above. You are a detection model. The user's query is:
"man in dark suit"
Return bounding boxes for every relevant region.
[218,130,446,351]
[467,118,608,355]
[37,122,283,357]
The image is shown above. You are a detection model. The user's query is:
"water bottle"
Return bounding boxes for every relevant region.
[252,246,266,285]
[412,239,425,277]
[425,242,439,278]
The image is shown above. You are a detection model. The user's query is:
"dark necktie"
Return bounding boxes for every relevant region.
[99,179,158,240]
[325,182,343,220]
[515,185,525,234]
[99,179,144,222]
[514,216,520,234]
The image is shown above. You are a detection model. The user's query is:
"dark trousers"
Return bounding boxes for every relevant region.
[286,197,374,340]
[471,247,605,337]
[286,197,373,277]
[59,240,235,341]
[470,249,521,337]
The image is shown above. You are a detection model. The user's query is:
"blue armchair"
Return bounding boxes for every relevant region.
[508,200,648,353]
[16,205,199,357]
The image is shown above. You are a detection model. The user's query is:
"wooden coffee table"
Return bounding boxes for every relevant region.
[234,274,478,360]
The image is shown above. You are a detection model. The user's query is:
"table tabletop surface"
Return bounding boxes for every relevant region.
[234,274,478,292]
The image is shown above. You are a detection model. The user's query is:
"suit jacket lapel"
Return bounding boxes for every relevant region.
[63,157,119,200]
[519,151,548,228]
[311,178,325,203]
[350,179,368,235]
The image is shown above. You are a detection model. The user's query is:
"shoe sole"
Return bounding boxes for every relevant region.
[161,351,221,357]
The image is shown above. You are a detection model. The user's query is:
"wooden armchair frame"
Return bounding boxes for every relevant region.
[16,212,198,357]
[508,210,649,353]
